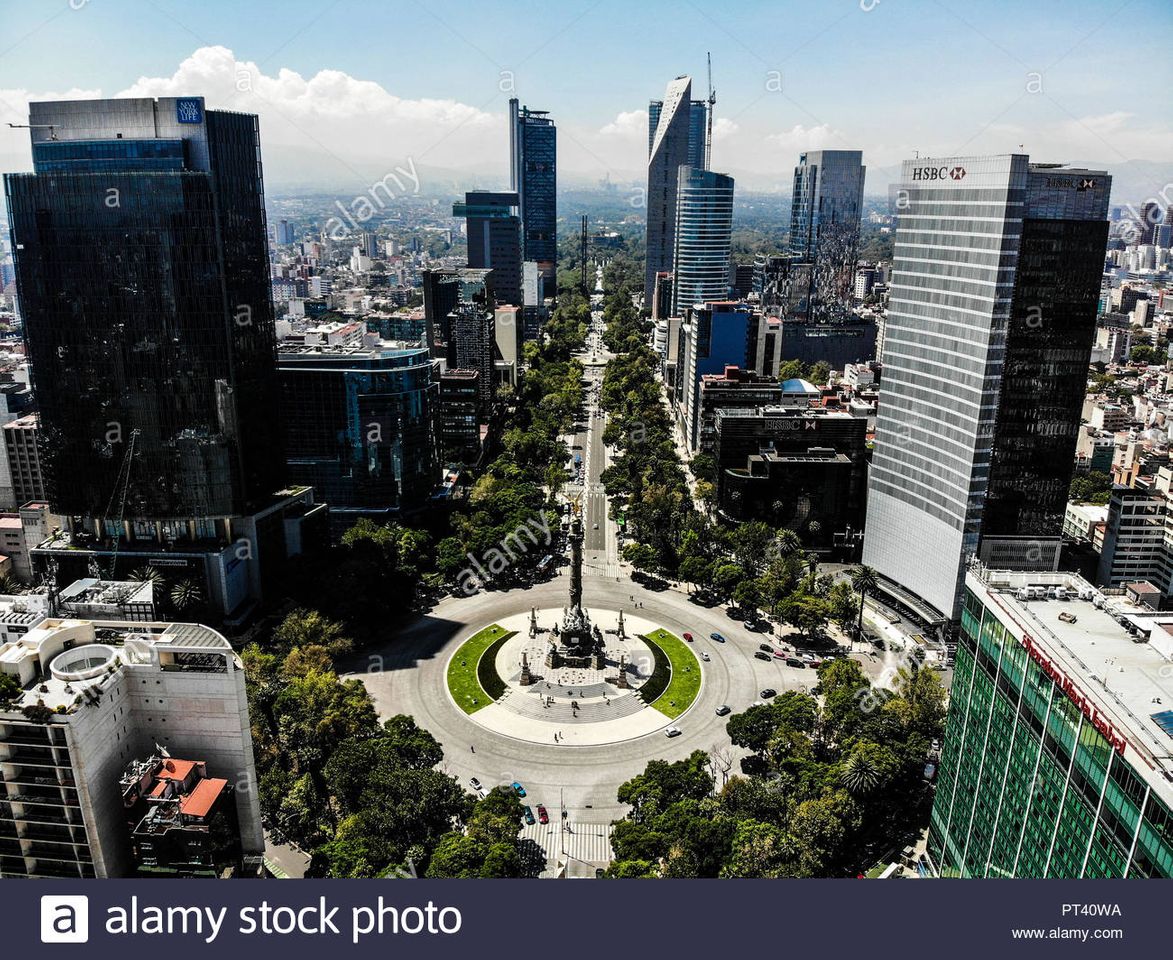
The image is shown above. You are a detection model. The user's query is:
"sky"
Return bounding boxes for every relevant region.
[0,0,1170,196]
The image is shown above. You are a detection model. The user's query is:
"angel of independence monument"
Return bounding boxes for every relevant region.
[545,509,608,670]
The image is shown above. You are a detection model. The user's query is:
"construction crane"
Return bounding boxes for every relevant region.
[102,428,140,581]
[705,52,716,170]
[6,122,60,140]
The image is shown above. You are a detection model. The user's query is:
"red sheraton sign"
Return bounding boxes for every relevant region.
[1022,634,1128,756]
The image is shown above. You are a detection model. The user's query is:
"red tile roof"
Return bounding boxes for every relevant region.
[179,778,227,819]
[157,758,197,782]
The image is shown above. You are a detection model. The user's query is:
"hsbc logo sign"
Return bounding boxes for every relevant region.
[911,165,967,182]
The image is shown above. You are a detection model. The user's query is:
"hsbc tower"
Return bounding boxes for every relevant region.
[863,154,1110,622]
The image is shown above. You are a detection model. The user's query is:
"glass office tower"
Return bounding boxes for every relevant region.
[644,76,693,304]
[648,99,708,170]
[453,191,522,307]
[4,97,284,520]
[279,344,437,523]
[671,167,734,316]
[788,149,865,322]
[509,99,556,283]
[930,568,1173,878]
[863,155,1110,620]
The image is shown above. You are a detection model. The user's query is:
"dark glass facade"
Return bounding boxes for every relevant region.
[4,99,283,521]
[509,100,556,280]
[982,217,1110,538]
[929,584,1173,877]
[279,347,436,518]
[453,192,521,307]
[788,150,865,323]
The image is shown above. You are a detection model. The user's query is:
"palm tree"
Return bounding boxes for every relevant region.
[170,578,203,613]
[850,565,879,651]
[773,528,802,558]
[840,752,881,795]
[129,565,164,586]
[0,573,19,596]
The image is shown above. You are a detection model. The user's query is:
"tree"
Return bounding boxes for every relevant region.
[270,608,353,661]
[732,578,762,617]
[169,578,203,612]
[722,820,794,878]
[849,565,879,648]
[616,751,713,823]
[0,672,21,708]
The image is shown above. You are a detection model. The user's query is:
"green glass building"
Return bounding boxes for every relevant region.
[928,569,1173,878]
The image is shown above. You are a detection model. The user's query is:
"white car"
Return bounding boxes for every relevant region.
[664,726,682,738]
[700,651,711,662]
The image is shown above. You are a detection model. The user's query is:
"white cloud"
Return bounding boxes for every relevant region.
[764,123,841,153]
[599,109,648,138]
[711,117,739,141]
[0,47,502,185]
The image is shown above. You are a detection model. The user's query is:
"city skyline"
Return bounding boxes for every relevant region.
[0,1,1170,198]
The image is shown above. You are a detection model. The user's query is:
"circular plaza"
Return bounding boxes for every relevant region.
[445,606,702,746]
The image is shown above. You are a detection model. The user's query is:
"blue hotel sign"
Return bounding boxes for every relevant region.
[176,98,204,124]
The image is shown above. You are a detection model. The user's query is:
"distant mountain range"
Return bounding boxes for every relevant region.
[2,140,1168,209]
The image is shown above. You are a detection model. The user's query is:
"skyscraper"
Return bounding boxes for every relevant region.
[509,99,557,282]
[863,155,1110,620]
[648,98,708,170]
[6,97,284,520]
[453,191,522,307]
[789,149,865,322]
[928,567,1173,878]
[3,97,318,619]
[670,167,734,315]
[644,76,693,304]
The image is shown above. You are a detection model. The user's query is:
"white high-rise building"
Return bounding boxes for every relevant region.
[644,76,693,305]
[864,155,1110,621]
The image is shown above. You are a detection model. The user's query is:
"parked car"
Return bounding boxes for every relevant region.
[536,804,549,824]
[760,688,777,699]
[715,704,731,717]
[700,651,711,662]
[683,632,694,642]
[758,643,774,653]
[785,657,806,668]
[511,781,526,798]
[469,777,482,790]
[754,651,772,662]
[665,726,683,738]
[743,619,758,631]
[523,805,535,825]
[709,632,726,643]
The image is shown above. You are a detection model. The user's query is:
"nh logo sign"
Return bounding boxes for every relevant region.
[41,896,89,943]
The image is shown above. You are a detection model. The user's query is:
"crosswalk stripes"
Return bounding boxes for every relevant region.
[519,821,613,876]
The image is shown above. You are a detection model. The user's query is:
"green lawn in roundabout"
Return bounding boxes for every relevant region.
[447,624,516,714]
[641,628,702,718]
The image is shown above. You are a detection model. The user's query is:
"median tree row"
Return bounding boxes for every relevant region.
[433,293,589,589]
[596,288,861,642]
